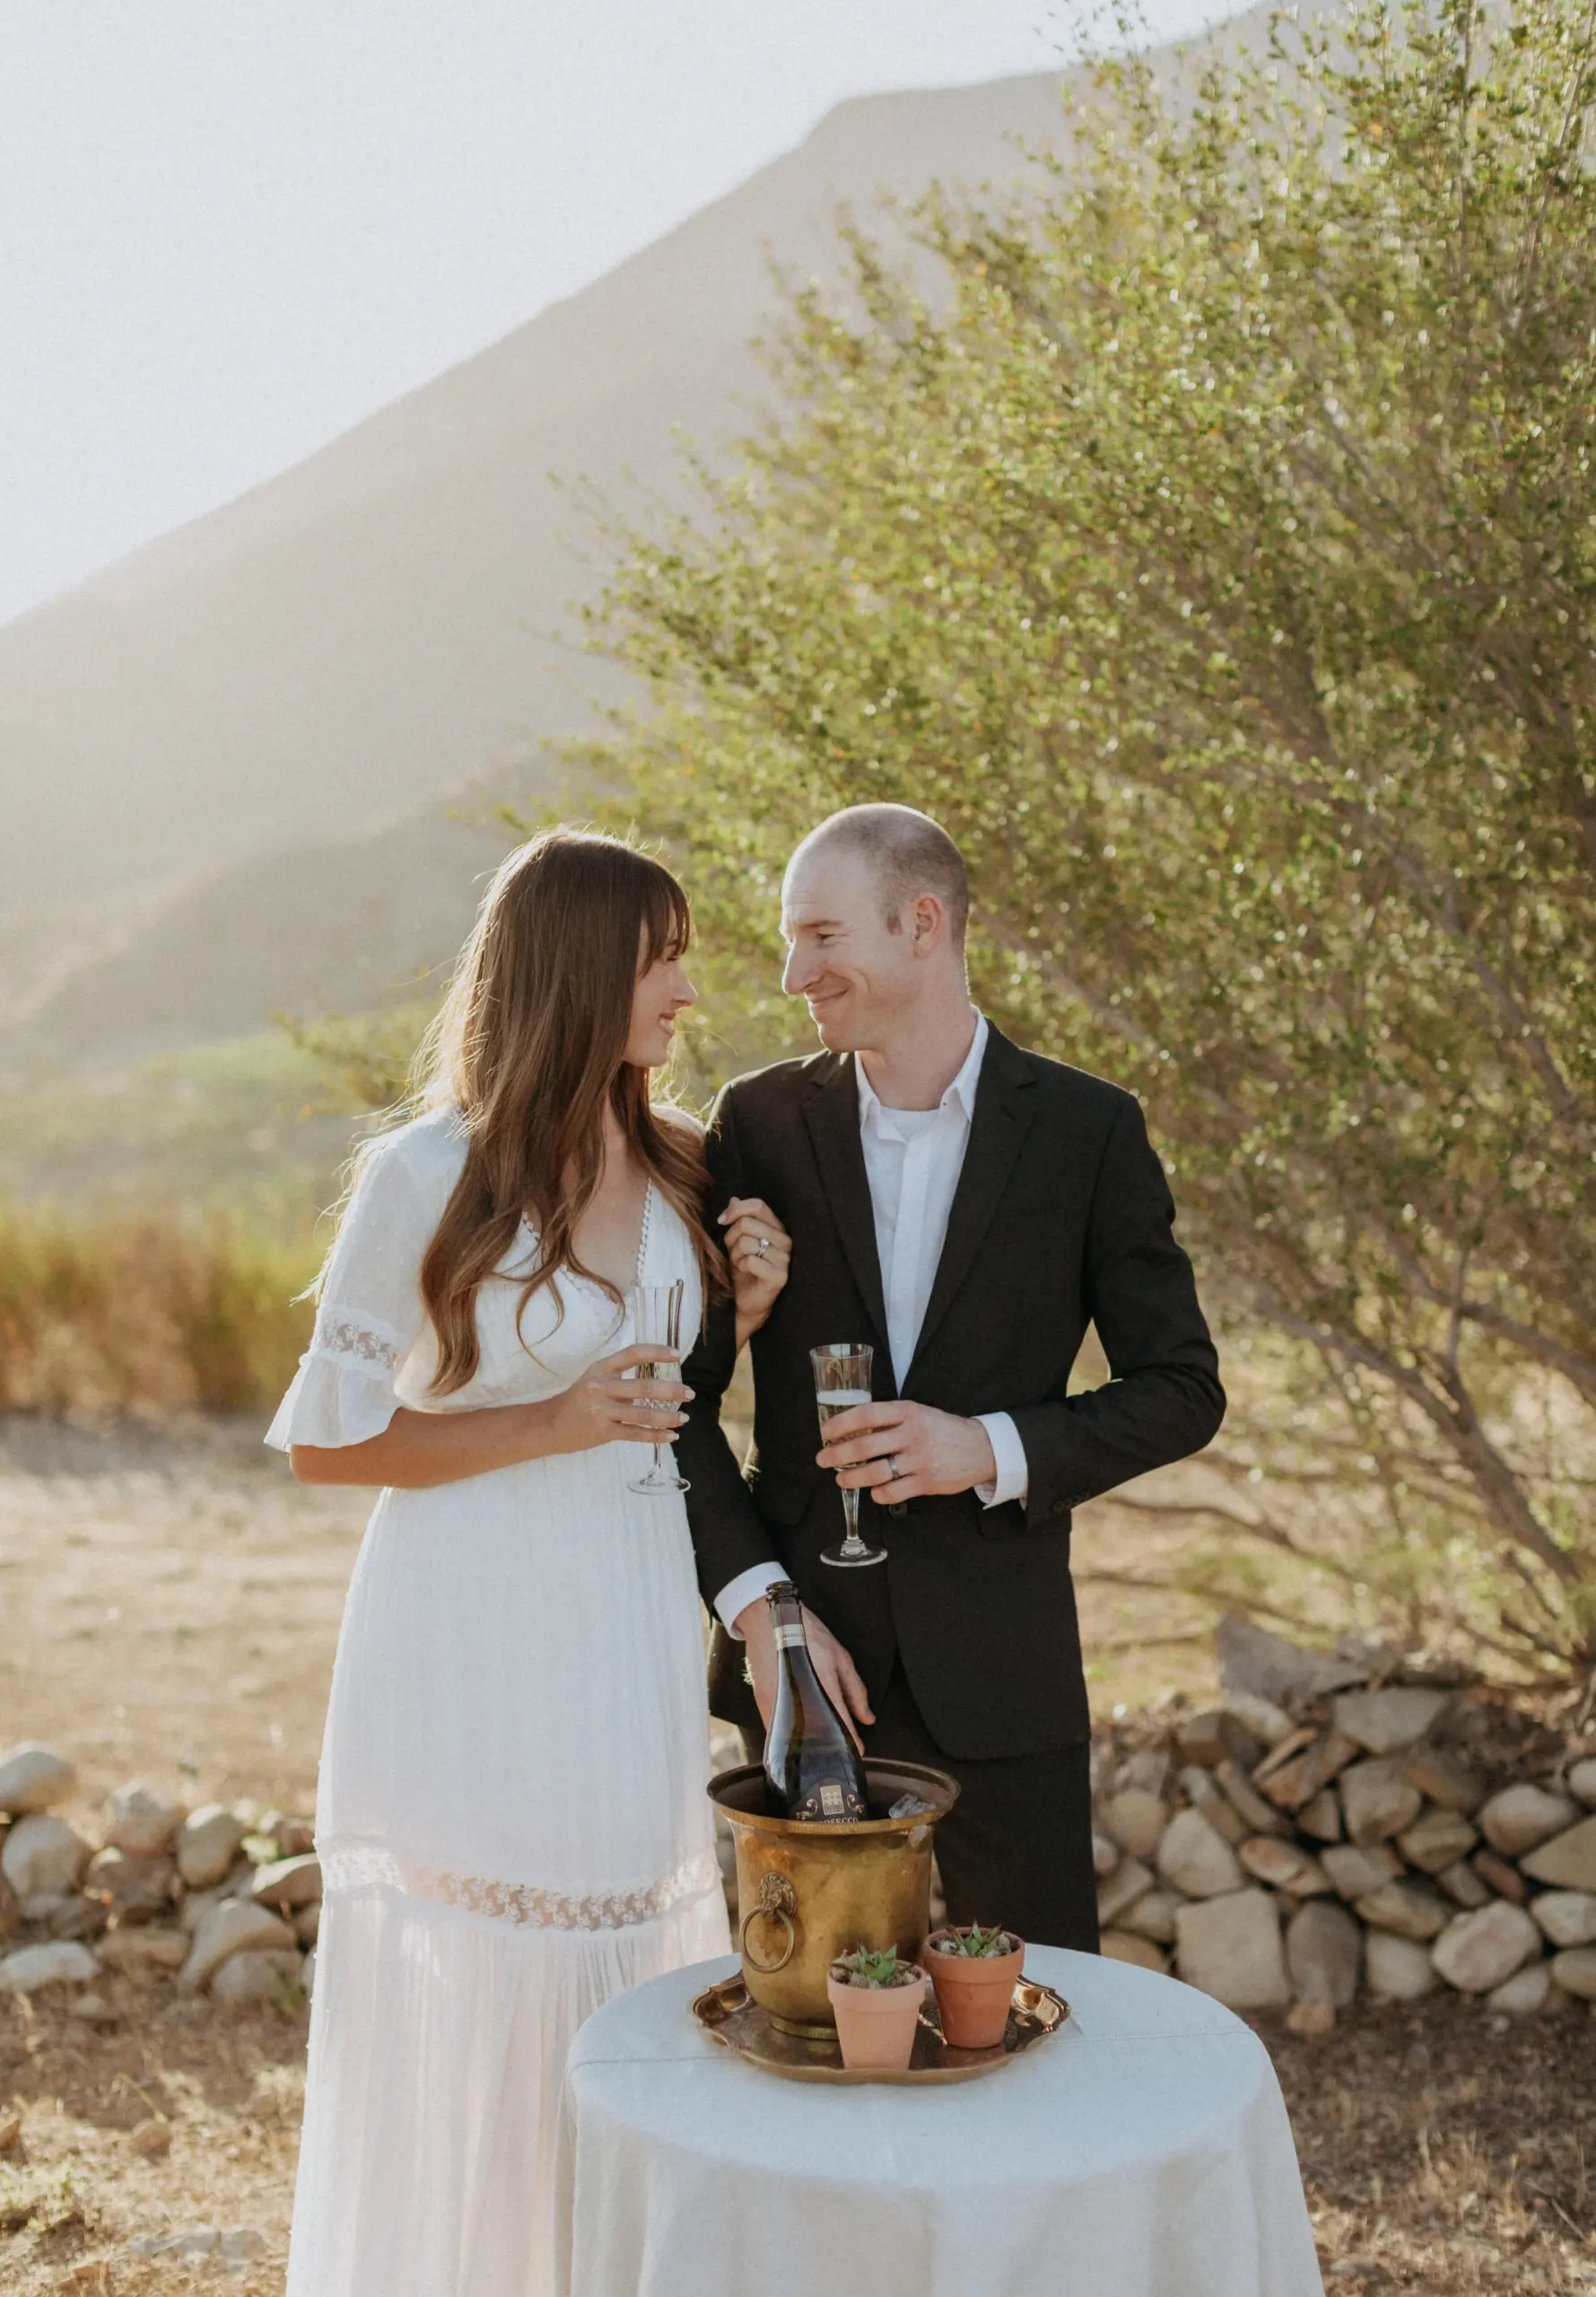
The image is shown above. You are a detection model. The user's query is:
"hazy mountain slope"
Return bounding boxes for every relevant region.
[0,8,1294,1073]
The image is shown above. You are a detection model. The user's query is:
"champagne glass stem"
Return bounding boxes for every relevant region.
[842,1484,862,1557]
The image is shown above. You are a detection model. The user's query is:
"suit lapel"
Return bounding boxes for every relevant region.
[906,1026,1038,1386]
[801,1055,891,1372]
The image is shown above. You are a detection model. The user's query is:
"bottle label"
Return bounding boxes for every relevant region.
[773,1625,806,1649]
[791,1777,867,1822]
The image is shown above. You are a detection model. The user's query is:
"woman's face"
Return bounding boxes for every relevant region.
[624,928,697,1070]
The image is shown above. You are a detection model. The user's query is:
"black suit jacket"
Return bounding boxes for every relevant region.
[680,1025,1225,1759]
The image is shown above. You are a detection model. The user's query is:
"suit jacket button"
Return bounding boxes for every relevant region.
[1051,1499,1068,1519]
[889,1503,908,1519]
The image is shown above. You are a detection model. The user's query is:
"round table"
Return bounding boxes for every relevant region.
[555,1945,1324,2297]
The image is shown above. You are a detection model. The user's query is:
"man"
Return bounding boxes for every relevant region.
[681,805,1224,1949]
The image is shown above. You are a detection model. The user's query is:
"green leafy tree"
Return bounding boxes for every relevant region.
[571,0,1596,1665]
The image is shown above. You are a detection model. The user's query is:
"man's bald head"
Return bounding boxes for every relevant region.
[791,804,970,949]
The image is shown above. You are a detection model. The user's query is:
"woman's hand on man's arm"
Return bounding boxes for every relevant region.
[721,1194,791,1351]
[289,1342,692,1489]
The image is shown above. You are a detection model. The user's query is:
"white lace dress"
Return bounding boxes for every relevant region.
[265,1106,729,2297]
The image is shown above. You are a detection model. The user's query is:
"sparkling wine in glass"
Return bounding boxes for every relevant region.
[629,1280,690,1496]
[812,1342,886,1568]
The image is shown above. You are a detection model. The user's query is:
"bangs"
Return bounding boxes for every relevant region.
[639,863,692,965]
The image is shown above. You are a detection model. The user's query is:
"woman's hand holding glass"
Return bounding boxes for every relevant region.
[543,1342,693,1458]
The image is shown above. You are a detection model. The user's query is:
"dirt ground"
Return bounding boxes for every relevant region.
[1,1418,1592,2293]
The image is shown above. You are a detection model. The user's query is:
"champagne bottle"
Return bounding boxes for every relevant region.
[763,1581,868,1822]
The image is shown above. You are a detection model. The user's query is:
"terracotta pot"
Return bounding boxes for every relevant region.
[825,1968,928,2072]
[925,1928,1025,2049]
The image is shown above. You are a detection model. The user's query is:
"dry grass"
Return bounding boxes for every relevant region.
[0,1207,314,1419]
[1,1418,1592,2294]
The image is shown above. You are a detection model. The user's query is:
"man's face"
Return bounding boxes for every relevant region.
[780,843,920,1053]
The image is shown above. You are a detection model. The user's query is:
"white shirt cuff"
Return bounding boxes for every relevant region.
[715,1562,789,1638]
[972,1412,1028,1509]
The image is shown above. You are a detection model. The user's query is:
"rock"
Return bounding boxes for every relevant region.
[181,1885,227,1933]
[1097,1855,1156,1928]
[0,1743,77,1815]
[0,1940,100,1994]
[129,2120,171,2158]
[84,1848,176,1922]
[1,1815,92,1900]
[1179,1767,1246,1845]
[1436,1859,1491,1909]
[1286,1898,1361,2006]
[1365,1930,1437,2000]
[1176,1708,1260,1771]
[1092,1831,1121,1880]
[1549,1946,1596,2001]
[1239,1837,1330,1896]
[211,1948,304,2006]
[1478,1784,1578,1857]
[1101,1791,1168,1862]
[1397,1809,1478,1873]
[1222,1691,1294,1748]
[179,1900,297,1993]
[1121,1889,1182,1943]
[176,1806,249,1891]
[1216,1614,1369,1704]
[1119,1748,1171,1798]
[0,1874,16,1941]
[275,1817,316,1856]
[1100,1928,1169,1973]
[71,1991,118,2023]
[1321,1842,1401,1901]
[249,1853,322,1913]
[1521,1815,1596,1892]
[1286,1996,1338,2036]
[1531,1891,1596,1949]
[1568,1757,1596,1807]
[96,1926,189,1975]
[107,1785,183,1859]
[1157,1808,1245,1900]
[1339,1760,1423,1846]
[1331,1688,1451,1756]
[1174,1888,1291,2010]
[1431,1901,1540,1993]
[167,2226,222,2256]
[222,2228,268,2260]
[1487,1961,1553,2014]
[1473,1849,1528,1902]
[1297,1789,1344,1843]
[1214,1759,1288,1836]
[1256,1729,1359,1814]
[1400,1744,1488,1815]
[48,1893,109,1943]
[294,1903,320,1948]
[0,2111,19,2151]
[1354,1879,1451,1942]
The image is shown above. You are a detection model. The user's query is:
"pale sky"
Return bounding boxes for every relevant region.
[0,0,1217,627]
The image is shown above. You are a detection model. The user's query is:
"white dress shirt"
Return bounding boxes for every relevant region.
[715,1011,1030,1634]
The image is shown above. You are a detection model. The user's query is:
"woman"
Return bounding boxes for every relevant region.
[266,828,790,2296]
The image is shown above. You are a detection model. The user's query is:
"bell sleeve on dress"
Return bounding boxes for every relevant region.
[266,1131,435,1452]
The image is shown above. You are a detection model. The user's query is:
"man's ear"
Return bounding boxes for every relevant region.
[910,893,945,955]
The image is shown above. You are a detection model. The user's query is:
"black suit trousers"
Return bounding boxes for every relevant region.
[742,1661,1102,1955]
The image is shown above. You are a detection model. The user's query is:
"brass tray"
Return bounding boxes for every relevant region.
[690,1970,1069,2085]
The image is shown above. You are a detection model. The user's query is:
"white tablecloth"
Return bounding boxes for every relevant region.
[556,1945,1324,2297]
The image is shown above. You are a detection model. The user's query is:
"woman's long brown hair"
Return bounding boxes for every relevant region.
[409,828,724,1395]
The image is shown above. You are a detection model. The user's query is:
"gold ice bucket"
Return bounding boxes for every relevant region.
[708,1760,961,2038]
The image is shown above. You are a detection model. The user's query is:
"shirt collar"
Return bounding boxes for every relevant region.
[856,1011,989,1134]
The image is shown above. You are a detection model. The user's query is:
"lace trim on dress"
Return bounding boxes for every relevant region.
[319,1838,721,1935]
[310,1309,407,1376]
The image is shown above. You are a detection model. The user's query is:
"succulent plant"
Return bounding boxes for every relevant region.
[831,1943,914,1988]
[932,1923,1015,1959]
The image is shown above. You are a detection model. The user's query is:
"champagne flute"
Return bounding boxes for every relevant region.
[812,1342,887,1568]
[629,1280,690,1495]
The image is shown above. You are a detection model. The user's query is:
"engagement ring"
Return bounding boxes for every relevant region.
[754,1236,771,1255]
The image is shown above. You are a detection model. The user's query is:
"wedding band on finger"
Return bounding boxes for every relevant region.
[754,1236,770,1255]
[887,1454,902,1479]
